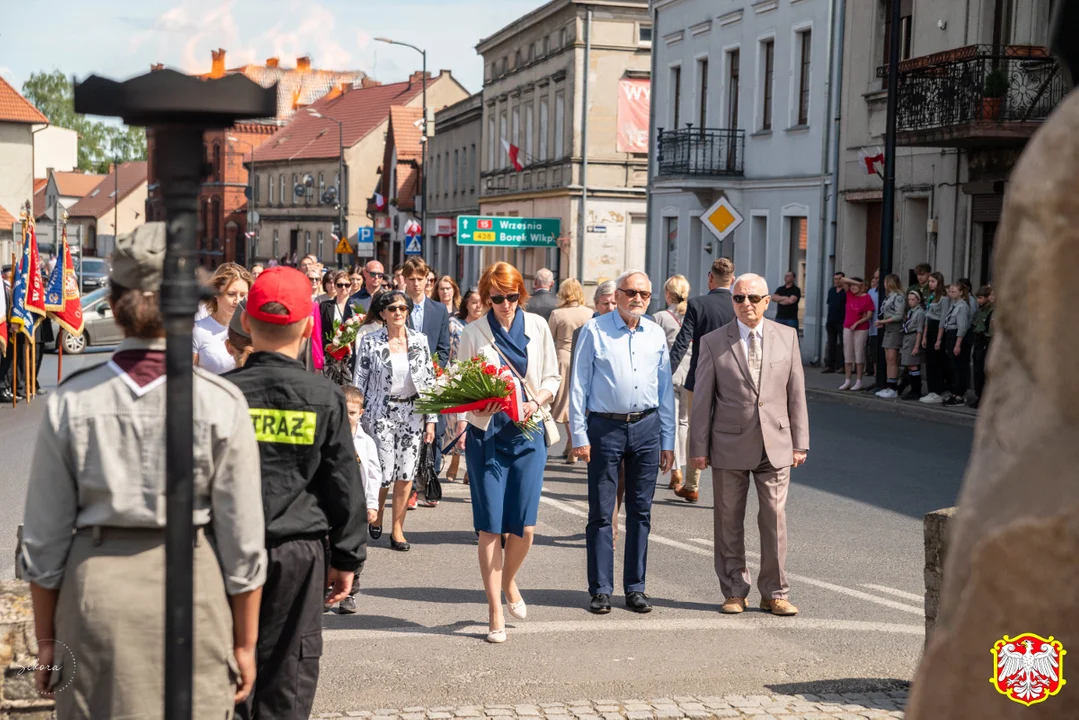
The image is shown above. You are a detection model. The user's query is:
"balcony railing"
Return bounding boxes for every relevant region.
[657,127,744,177]
[876,45,1064,145]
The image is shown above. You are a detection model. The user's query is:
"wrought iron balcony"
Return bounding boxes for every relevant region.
[876,45,1064,148]
[657,127,744,177]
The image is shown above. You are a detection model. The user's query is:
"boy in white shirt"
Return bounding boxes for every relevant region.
[341,385,381,614]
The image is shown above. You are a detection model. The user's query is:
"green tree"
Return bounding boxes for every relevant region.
[21,70,147,173]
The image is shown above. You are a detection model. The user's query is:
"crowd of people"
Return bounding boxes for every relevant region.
[823,263,994,408]
[33,228,983,717]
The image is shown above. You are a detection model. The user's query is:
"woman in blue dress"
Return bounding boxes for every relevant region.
[456,262,560,643]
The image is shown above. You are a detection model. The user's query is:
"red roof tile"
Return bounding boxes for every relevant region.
[0,203,15,228]
[33,180,47,218]
[54,172,106,198]
[0,75,48,124]
[253,78,427,164]
[67,161,148,220]
[389,106,424,162]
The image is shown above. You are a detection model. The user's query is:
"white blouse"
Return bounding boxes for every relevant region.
[192,316,236,375]
[388,351,416,397]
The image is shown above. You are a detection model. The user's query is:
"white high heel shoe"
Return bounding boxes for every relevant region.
[486,627,507,643]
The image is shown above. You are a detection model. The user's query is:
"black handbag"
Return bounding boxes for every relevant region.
[417,442,442,503]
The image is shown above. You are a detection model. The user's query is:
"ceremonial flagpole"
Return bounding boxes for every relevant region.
[9,251,15,408]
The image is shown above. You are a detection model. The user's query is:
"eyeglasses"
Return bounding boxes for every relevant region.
[335,283,352,289]
[733,294,765,305]
[490,293,520,305]
[385,305,409,313]
[618,288,652,300]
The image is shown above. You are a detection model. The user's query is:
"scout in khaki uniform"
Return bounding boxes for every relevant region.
[20,222,268,719]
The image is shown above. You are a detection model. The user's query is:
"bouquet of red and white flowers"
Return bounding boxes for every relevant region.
[415,356,540,439]
[326,311,366,360]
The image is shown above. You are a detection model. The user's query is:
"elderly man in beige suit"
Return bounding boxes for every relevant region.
[689,273,809,616]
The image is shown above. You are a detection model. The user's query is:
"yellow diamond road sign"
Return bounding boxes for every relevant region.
[701,196,744,242]
[335,235,352,254]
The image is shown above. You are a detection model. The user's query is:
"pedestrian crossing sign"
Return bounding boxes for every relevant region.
[404,235,423,255]
[701,196,744,242]
[334,235,352,255]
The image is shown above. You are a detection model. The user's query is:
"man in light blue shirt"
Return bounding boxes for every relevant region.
[570,270,675,615]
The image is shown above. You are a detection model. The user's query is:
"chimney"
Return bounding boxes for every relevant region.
[296,56,311,72]
[409,71,431,85]
[266,57,280,68]
[211,48,227,78]
[361,77,382,89]
[150,62,164,72]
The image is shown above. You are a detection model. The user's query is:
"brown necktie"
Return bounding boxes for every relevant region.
[748,331,762,391]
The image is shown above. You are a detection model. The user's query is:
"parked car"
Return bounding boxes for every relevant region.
[78,258,110,293]
[45,287,123,355]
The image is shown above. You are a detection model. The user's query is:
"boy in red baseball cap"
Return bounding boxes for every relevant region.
[226,266,367,720]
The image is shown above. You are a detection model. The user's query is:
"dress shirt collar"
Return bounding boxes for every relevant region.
[611,309,646,334]
[737,319,764,343]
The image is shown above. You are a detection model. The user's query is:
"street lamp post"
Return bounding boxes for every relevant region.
[375,37,427,264]
[307,109,347,268]
[227,136,257,264]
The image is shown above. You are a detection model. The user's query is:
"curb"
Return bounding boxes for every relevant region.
[806,387,978,428]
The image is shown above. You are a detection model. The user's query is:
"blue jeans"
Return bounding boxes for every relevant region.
[776,318,799,330]
[585,412,661,596]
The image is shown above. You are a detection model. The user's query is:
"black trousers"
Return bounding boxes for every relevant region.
[924,319,947,394]
[236,537,325,720]
[4,331,43,395]
[0,336,12,392]
[944,330,971,398]
[972,336,990,399]
[825,321,843,370]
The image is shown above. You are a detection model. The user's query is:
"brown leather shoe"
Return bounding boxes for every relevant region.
[720,597,747,614]
[674,486,699,503]
[760,598,799,616]
[669,469,683,490]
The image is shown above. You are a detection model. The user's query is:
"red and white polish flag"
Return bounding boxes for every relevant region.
[502,139,524,172]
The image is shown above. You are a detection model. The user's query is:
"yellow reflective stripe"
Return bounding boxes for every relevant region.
[249,409,318,445]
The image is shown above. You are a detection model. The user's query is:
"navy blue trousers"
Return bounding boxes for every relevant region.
[585,412,661,596]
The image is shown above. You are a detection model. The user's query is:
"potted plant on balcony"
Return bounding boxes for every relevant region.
[982,68,1008,121]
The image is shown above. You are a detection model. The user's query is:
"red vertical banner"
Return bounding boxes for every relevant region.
[617,77,651,154]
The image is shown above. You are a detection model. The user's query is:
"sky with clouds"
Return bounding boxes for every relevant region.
[2,0,548,99]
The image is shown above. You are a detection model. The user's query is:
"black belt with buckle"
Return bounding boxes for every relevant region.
[593,408,657,424]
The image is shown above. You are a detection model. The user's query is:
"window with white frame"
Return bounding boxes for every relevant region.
[797,30,812,125]
[525,103,534,160]
[318,172,325,204]
[499,109,508,167]
[279,174,285,205]
[305,230,311,253]
[317,230,323,258]
[268,173,275,204]
[697,57,709,130]
[488,114,496,171]
[272,228,279,258]
[727,49,740,128]
[435,154,441,195]
[453,149,459,193]
[554,90,565,159]
[639,24,653,47]
[760,39,775,131]
[671,65,682,130]
[291,173,298,204]
[470,144,476,189]
[444,151,450,194]
[539,97,549,161]
[512,105,520,150]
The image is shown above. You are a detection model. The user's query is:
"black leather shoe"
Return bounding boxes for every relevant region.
[390,538,411,552]
[0,390,12,403]
[589,594,611,614]
[368,525,382,540]
[625,591,653,613]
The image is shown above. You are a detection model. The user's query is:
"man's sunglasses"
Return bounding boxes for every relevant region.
[385,305,409,313]
[618,288,652,300]
[490,293,520,305]
[366,272,386,279]
[733,294,765,305]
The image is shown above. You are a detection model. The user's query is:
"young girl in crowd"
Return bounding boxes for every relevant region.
[874,274,905,398]
[340,385,381,615]
[193,263,252,374]
[920,271,949,404]
[939,282,972,406]
[899,289,925,401]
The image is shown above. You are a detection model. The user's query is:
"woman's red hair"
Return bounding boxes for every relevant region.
[478,262,529,307]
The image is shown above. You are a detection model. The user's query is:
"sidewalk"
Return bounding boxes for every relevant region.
[802,365,977,428]
[320,693,909,720]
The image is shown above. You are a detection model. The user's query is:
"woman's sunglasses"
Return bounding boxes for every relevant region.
[490,293,520,305]
[385,305,409,313]
[335,283,352,289]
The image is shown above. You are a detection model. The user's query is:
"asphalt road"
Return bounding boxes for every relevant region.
[0,357,974,710]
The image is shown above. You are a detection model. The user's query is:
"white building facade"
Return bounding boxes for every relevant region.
[646,0,834,360]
